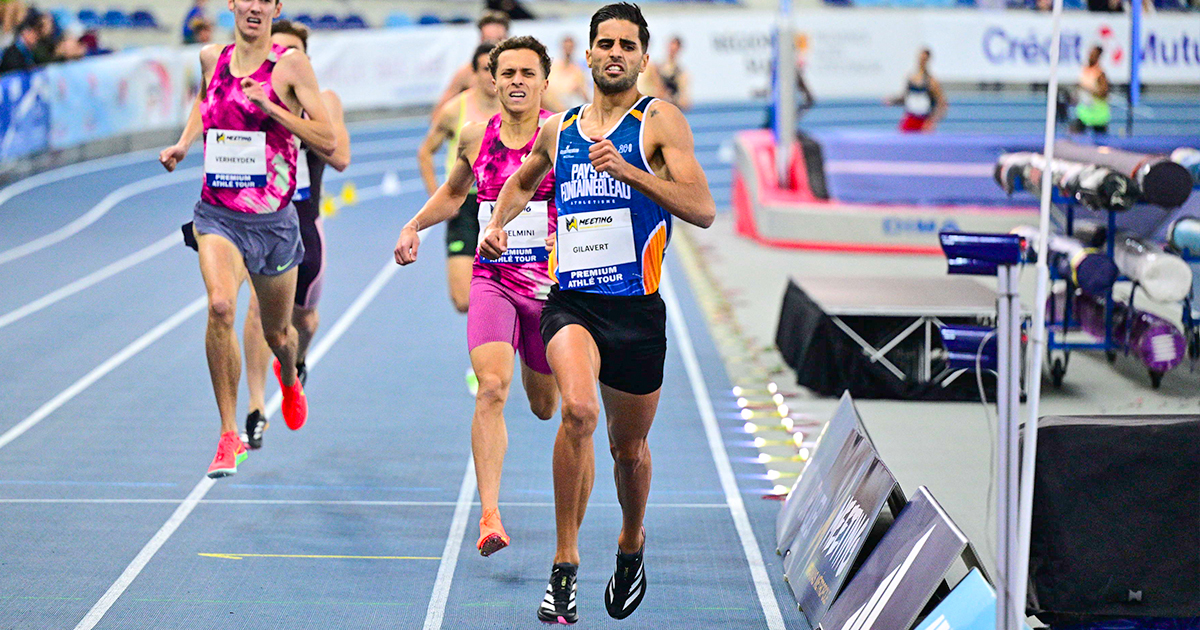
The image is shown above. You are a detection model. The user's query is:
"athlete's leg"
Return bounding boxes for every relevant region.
[293,305,319,362]
[446,256,472,313]
[470,341,516,513]
[197,233,247,435]
[546,325,602,565]
[601,385,661,554]
[248,270,301,387]
[243,286,270,415]
[521,361,558,421]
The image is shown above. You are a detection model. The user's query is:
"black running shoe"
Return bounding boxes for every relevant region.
[244,410,268,450]
[605,538,646,619]
[537,562,578,625]
[296,361,308,387]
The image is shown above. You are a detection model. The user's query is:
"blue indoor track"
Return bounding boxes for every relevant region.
[0,105,807,629]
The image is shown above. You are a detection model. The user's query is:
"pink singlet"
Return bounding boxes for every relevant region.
[466,111,556,373]
[201,43,298,214]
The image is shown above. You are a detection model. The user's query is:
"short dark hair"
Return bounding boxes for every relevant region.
[472,42,497,71]
[477,11,510,32]
[488,36,552,79]
[589,3,649,51]
[272,19,310,51]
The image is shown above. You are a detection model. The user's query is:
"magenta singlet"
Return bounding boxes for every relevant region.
[472,111,556,300]
[201,43,298,214]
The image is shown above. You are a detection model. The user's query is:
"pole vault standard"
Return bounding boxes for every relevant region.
[1014,0,1065,627]
[773,0,796,185]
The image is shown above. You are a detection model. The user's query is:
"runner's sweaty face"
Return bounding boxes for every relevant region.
[228,0,280,40]
[493,49,547,116]
[587,20,647,95]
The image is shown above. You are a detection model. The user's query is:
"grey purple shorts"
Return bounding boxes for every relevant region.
[192,200,304,276]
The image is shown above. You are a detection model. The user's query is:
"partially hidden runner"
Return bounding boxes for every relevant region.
[395,35,559,558]
[479,3,715,624]
[160,0,334,478]
[418,42,501,395]
[241,19,352,450]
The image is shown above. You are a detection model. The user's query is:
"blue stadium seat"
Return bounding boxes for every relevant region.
[447,15,472,24]
[315,14,340,30]
[77,8,101,28]
[130,10,158,29]
[218,11,234,30]
[385,12,413,28]
[102,9,131,28]
[293,13,315,28]
[341,14,368,29]
[417,14,442,25]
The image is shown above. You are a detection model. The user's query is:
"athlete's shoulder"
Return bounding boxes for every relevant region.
[459,120,487,145]
[275,47,314,73]
[644,98,683,121]
[199,43,224,67]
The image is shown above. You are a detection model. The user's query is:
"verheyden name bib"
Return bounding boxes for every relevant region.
[478,200,549,264]
[556,208,637,289]
[205,129,267,189]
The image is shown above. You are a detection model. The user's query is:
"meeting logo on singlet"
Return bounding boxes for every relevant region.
[560,163,632,203]
[564,214,615,232]
[215,132,255,145]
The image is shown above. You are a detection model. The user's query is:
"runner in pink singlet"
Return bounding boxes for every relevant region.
[159,0,335,479]
[394,36,559,558]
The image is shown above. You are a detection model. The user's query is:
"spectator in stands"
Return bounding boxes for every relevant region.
[1071,45,1111,134]
[190,17,213,45]
[485,0,534,20]
[544,35,589,111]
[650,36,691,110]
[0,11,40,73]
[182,0,209,44]
[1,0,24,41]
[31,10,84,63]
[430,11,509,117]
[888,48,947,133]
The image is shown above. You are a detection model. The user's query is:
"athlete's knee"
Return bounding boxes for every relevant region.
[560,395,599,439]
[207,295,237,328]
[528,388,557,420]
[294,307,319,335]
[610,438,649,469]
[260,324,290,350]
[474,371,509,410]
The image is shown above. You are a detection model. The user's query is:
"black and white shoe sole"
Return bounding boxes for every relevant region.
[605,561,645,619]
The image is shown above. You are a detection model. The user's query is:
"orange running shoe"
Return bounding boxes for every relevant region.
[274,359,308,430]
[207,431,248,478]
[477,507,510,557]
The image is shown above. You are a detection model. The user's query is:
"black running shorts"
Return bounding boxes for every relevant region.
[540,286,667,396]
[445,192,480,258]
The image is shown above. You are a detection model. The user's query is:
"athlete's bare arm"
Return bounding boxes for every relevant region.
[244,49,335,156]
[927,77,948,129]
[394,123,484,265]
[430,63,472,120]
[418,94,463,196]
[160,44,222,171]
[314,90,351,172]
[478,112,561,260]
[591,100,714,228]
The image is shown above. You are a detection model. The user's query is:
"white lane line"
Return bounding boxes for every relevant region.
[0,167,200,266]
[72,476,216,630]
[0,296,207,451]
[73,257,402,630]
[0,148,164,211]
[659,265,788,630]
[423,456,477,630]
[0,231,182,330]
[0,498,729,508]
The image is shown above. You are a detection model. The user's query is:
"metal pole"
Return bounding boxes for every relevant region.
[1016,0,1065,622]
[995,264,1013,630]
[1127,0,1142,136]
[773,0,796,185]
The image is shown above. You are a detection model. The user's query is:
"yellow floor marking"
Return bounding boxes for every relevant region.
[198,553,440,561]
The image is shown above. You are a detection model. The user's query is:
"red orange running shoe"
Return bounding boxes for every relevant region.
[274,359,308,430]
[207,431,248,478]
[477,507,511,557]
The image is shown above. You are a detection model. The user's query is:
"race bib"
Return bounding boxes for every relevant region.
[293,148,311,201]
[904,91,932,117]
[557,208,636,273]
[205,129,267,189]
[478,200,549,264]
